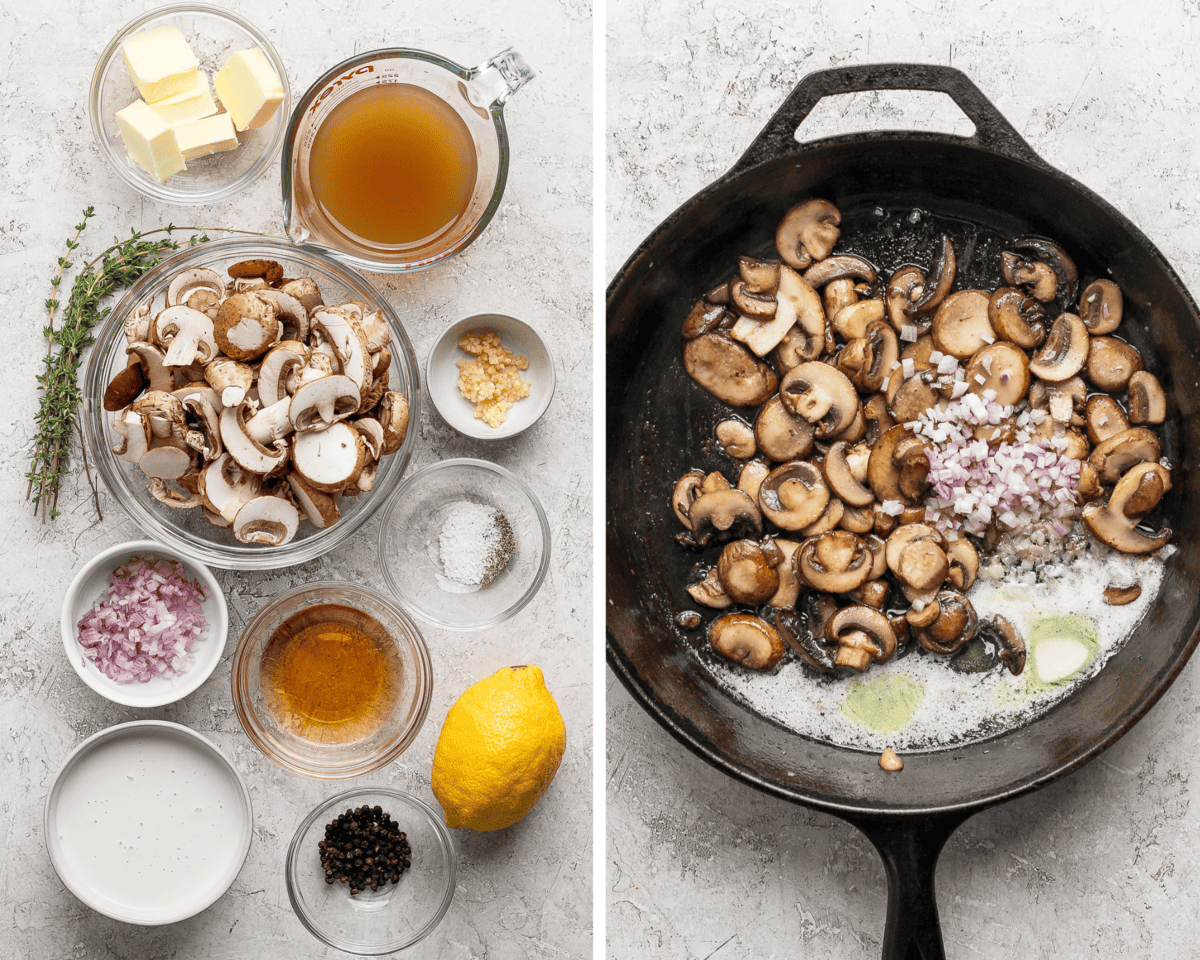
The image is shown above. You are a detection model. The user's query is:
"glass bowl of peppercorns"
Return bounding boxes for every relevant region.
[286,787,457,954]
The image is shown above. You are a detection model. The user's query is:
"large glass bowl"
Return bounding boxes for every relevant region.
[286,787,456,954]
[90,3,291,205]
[230,582,433,779]
[81,238,421,570]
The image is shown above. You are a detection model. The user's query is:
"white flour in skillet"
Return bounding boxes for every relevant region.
[703,546,1165,752]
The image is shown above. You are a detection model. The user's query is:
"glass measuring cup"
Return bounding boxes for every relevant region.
[281,48,534,274]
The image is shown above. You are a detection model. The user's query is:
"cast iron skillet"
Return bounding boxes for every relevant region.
[607,64,1200,959]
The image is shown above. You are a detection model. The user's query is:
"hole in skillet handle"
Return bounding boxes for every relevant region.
[731,62,1049,177]
[795,89,977,143]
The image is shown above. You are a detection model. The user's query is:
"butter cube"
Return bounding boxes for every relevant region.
[214,48,284,131]
[121,25,200,104]
[116,100,186,182]
[147,70,216,126]
[174,112,239,161]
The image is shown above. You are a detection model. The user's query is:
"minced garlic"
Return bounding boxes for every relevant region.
[455,331,531,427]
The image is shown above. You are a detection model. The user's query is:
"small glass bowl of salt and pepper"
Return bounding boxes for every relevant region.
[377,459,551,631]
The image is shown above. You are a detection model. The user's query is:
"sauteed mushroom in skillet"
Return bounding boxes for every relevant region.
[675,200,1174,679]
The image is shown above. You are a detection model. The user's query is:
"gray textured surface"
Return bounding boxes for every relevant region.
[0,0,591,957]
[606,2,1200,957]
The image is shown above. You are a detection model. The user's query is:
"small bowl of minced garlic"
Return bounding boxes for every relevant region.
[426,313,556,440]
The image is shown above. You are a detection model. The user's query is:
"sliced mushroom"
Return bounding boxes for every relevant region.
[988,287,1047,349]
[289,374,361,433]
[154,305,219,369]
[911,235,956,315]
[771,324,824,372]
[867,425,916,503]
[738,256,781,294]
[1088,426,1161,484]
[775,199,841,271]
[377,392,410,455]
[824,440,874,507]
[1084,395,1130,445]
[672,470,707,529]
[1086,336,1142,392]
[104,361,149,411]
[946,538,979,592]
[886,524,949,592]
[132,390,187,440]
[1003,238,1078,306]
[824,278,859,318]
[278,277,324,314]
[758,461,829,530]
[931,290,995,359]
[232,495,300,545]
[204,356,255,407]
[800,497,844,537]
[146,476,204,509]
[111,409,151,464]
[886,265,927,334]
[803,253,877,289]
[291,421,366,493]
[796,530,873,594]
[1127,371,1166,425]
[965,342,1029,406]
[166,267,225,308]
[687,568,732,609]
[683,332,779,407]
[913,590,978,655]
[256,341,311,408]
[1079,279,1122,335]
[213,292,281,362]
[138,437,195,480]
[1031,376,1086,427]
[737,460,771,503]
[198,453,262,522]
[126,342,174,394]
[847,577,889,608]
[732,265,822,356]
[729,279,777,320]
[775,604,839,674]
[288,473,341,529]
[863,394,896,446]
[753,396,814,462]
[828,606,898,672]
[709,613,785,670]
[254,289,309,343]
[311,308,373,401]
[831,299,884,342]
[682,299,727,340]
[1082,461,1172,554]
[1103,584,1142,606]
[838,321,899,394]
[686,489,763,546]
[1028,313,1089,382]
[220,402,290,474]
[180,393,223,460]
[767,539,802,608]
[779,362,859,438]
[885,361,939,424]
[717,539,780,604]
[716,419,756,459]
[1000,252,1057,302]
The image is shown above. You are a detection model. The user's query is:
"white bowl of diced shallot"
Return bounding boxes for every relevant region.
[61,540,228,707]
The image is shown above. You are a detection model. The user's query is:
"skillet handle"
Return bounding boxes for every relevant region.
[841,809,972,960]
[732,63,1048,174]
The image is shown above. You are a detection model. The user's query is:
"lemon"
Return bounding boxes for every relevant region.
[431,665,566,831]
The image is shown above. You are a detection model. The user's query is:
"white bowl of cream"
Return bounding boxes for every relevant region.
[44,721,252,924]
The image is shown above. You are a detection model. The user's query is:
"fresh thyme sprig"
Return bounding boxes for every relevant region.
[26,211,276,522]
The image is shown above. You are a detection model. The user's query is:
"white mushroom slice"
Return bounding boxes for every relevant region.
[228,277,269,294]
[180,394,223,460]
[198,453,262,522]
[360,370,390,414]
[377,392,410,454]
[279,277,323,314]
[354,417,385,460]
[232,496,300,546]
[730,265,822,357]
[291,421,366,492]
[358,308,392,353]
[255,289,310,342]
[166,267,225,308]
[214,292,281,361]
[138,438,195,480]
[219,402,290,474]
[111,409,151,464]
[289,375,360,432]
[245,398,295,446]
[372,345,392,379]
[147,477,205,509]
[311,308,373,400]
[287,473,341,528]
[126,342,174,394]
[124,298,153,345]
[156,305,219,368]
[132,391,187,439]
[205,356,255,407]
[351,455,379,495]
[257,340,311,407]
[173,382,224,414]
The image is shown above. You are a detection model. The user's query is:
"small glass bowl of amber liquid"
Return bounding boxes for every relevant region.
[231,582,432,779]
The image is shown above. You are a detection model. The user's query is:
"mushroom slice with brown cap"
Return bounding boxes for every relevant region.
[311,308,373,400]
[278,277,323,314]
[893,436,931,503]
[709,613,786,670]
[257,340,311,408]
[737,460,770,503]
[292,421,366,493]
[753,396,813,462]
[378,392,410,455]
[800,497,845,537]
[1088,426,1161,484]
[868,424,916,503]
[289,374,360,433]
[205,356,255,407]
[775,199,841,271]
[824,277,858,318]
[885,361,939,424]
[978,615,1026,676]
[357,309,391,355]
[1104,585,1142,606]
[683,332,779,407]
[214,292,281,362]
[731,265,821,357]
[127,342,174,394]
[767,539,802,608]
[255,288,310,343]
[1000,252,1057,302]
[1079,279,1122,335]
[687,568,732,609]
[771,324,823,372]
[232,495,300,546]
[1009,237,1079,307]
[915,590,979,656]
[132,390,187,440]
[828,606,898,672]
[779,362,859,439]
[911,235,956,316]
[1085,395,1130,445]
[147,477,204,509]
[1083,461,1173,554]
[1028,313,1089,382]
[758,461,829,530]
[796,530,873,594]
[885,523,948,589]
[776,604,839,674]
[802,253,878,289]
[1127,371,1166,425]
[886,266,927,334]
[831,299,885,342]
[682,299,727,340]
[155,305,219,368]
[112,409,151,464]
[244,398,296,446]
[228,258,284,284]
[220,402,290,475]
[717,539,781,604]
[838,320,899,394]
[863,394,895,446]
[988,287,1047,350]
[701,471,732,494]
[180,393,222,460]
[166,267,224,308]
[729,279,777,321]
[946,538,979,592]
[354,417,385,462]
[715,419,755,458]
[965,342,1030,407]
[1031,376,1086,427]
[198,453,262,522]
[104,361,148,411]
[686,489,763,547]
[1086,336,1142,392]
[672,470,706,529]
[824,440,874,507]
[736,256,781,294]
[931,290,995,359]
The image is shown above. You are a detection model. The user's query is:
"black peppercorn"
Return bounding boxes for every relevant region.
[318,804,413,896]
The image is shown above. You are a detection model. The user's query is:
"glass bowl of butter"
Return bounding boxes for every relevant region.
[90,3,291,205]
